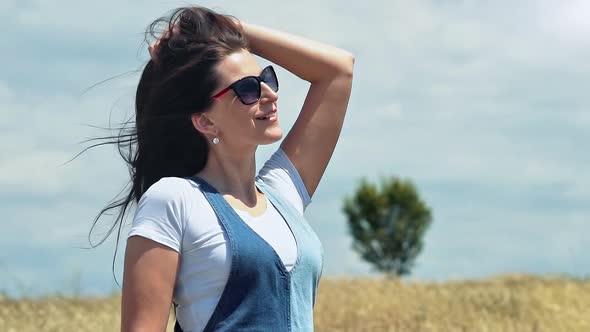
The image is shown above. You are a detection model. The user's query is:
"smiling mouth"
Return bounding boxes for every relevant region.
[256,110,277,121]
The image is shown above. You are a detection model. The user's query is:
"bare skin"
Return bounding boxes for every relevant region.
[121,18,354,332]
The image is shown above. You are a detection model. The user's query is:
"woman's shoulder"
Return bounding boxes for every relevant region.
[130,176,215,252]
[257,147,312,214]
[139,177,190,204]
[130,177,198,252]
[137,176,209,216]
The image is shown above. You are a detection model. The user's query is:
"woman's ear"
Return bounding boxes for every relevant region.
[191,113,218,138]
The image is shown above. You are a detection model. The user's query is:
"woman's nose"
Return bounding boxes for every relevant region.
[260,82,278,103]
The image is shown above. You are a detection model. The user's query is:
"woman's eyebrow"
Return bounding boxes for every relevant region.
[235,68,264,81]
[250,67,264,77]
[230,67,265,84]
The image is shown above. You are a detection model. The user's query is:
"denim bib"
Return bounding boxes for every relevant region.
[174,176,324,331]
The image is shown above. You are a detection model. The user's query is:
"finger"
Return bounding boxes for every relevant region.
[148,24,178,60]
[148,41,160,59]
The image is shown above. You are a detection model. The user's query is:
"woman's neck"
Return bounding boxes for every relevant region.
[195,146,259,206]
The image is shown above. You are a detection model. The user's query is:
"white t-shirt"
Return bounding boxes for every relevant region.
[127,147,312,332]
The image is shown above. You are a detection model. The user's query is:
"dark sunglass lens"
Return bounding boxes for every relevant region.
[261,66,279,92]
[235,77,260,104]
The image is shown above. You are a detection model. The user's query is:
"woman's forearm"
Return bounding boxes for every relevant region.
[240,21,354,82]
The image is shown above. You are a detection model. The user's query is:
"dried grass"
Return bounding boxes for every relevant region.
[1,274,588,331]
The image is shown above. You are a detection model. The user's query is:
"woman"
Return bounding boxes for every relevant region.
[119,5,354,332]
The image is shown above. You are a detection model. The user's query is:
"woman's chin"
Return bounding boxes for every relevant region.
[260,127,283,144]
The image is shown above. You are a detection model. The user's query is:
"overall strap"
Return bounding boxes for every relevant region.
[256,178,324,331]
[174,176,291,332]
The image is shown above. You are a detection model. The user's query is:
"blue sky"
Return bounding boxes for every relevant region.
[1,0,589,297]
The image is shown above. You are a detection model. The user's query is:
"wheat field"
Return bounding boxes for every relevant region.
[1,274,588,332]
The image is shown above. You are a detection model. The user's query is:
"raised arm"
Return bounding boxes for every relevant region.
[242,21,355,198]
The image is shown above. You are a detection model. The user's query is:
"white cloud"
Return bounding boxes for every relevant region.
[0,76,135,195]
[0,80,14,99]
[375,102,403,120]
[0,149,75,193]
[535,0,590,46]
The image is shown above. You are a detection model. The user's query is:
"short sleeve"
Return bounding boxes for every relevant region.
[257,147,312,215]
[127,177,187,252]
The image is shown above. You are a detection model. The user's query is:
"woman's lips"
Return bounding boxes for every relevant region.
[256,110,277,121]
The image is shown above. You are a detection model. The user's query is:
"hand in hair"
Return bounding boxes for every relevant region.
[148,24,179,62]
[147,12,243,62]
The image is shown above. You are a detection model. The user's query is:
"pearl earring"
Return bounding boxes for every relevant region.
[212,137,220,145]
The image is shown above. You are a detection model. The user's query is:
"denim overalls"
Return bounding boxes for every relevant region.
[174,175,324,332]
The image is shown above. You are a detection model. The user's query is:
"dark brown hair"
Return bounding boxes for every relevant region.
[82,6,249,282]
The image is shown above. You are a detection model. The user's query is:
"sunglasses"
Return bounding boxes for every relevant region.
[210,65,279,105]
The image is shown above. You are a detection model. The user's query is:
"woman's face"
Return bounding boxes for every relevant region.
[198,48,282,148]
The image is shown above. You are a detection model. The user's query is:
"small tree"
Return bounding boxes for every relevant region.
[343,176,432,277]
